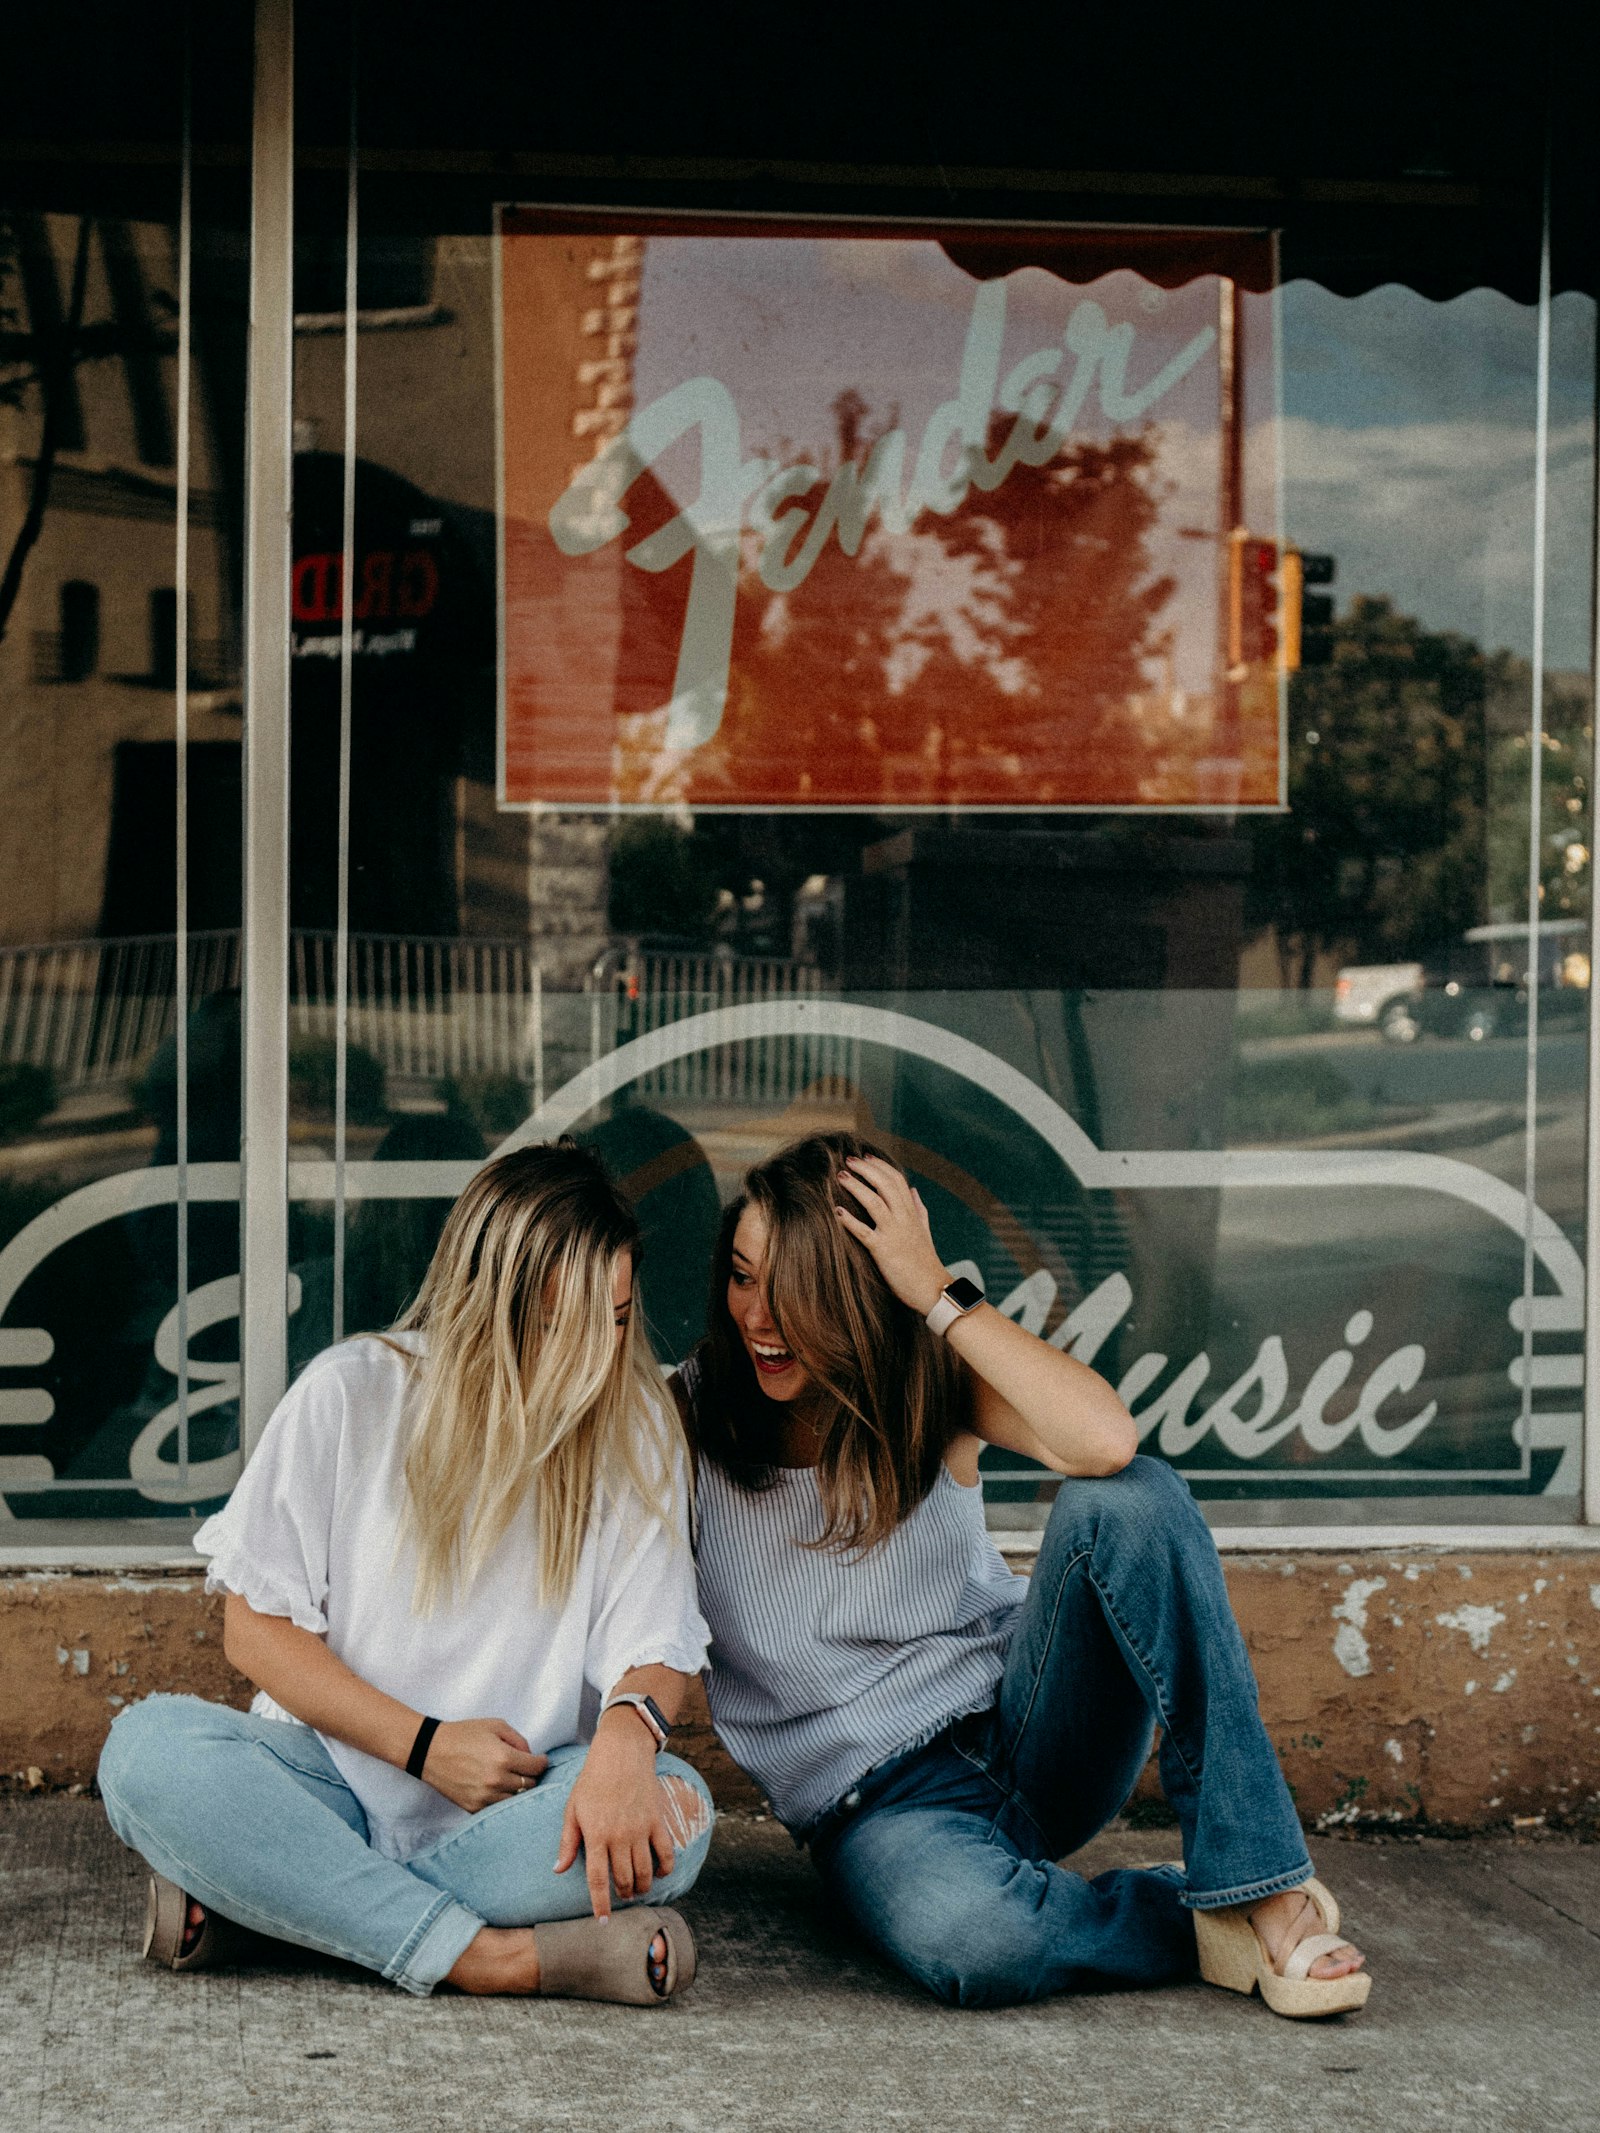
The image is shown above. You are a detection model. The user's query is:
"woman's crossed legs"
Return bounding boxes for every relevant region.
[98,1695,713,1996]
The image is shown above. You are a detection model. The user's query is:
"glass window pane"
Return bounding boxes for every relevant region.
[284,47,1590,1525]
[0,17,251,1535]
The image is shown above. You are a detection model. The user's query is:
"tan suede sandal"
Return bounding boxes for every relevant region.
[534,1907,696,2005]
[143,1871,218,1972]
[1194,1876,1370,2019]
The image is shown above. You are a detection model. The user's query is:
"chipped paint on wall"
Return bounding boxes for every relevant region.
[4,1554,1598,1828]
[1331,1577,1388,1678]
[1435,1604,1508,1655]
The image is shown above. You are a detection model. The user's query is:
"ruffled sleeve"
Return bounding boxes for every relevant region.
[192,1354,347,1633]
[584,1417,710,1701]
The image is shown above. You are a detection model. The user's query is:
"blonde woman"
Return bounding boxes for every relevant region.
[676,1131,1369,2018]
[99,1141,714,2004]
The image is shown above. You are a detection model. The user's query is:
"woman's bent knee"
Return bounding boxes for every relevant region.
[100,1693,203,1789]
[883,1903,1045,2009]
[1055,1452,1201,1541]
[1105,1452,1194,1508]
[98,1694,199,1840]
[98,1695,239,1825]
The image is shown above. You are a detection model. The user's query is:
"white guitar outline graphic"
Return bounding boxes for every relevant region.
[0,1002,1582,1502]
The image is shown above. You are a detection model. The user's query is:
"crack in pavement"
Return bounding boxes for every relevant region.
[1501,1874,1600,1944]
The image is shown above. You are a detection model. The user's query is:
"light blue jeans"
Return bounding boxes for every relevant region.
[809,1456,1314,2006]
[98,1695,715,1994]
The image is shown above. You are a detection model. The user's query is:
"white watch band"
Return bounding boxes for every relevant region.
[601,1692,667,1750]
[925,1288,971,1338]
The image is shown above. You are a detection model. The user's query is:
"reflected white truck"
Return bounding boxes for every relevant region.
[1333,961,1425,1043]
[1335,922,1587,1047]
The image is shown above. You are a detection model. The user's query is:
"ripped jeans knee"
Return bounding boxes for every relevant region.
[659,1770,714,1849]
[649,1755,716,1893]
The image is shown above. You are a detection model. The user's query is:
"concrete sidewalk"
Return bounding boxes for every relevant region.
[2,1799,1596,2133]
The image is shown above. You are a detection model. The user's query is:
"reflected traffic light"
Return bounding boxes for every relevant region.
[1281,547,1337,669]
[1227,530,1281,677]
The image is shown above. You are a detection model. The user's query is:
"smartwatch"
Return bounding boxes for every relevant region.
[602,1692,672,1751]
[925,1275,985,1338]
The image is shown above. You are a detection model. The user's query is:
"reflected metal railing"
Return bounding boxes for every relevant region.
[0,928,547,1093]
[603,945,856,1108]
[0,929,848,1110]
[0,930,241,1090]
[289,930,543,1088]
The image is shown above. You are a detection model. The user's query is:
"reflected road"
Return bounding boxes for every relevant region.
[1253,1029,1587,1105]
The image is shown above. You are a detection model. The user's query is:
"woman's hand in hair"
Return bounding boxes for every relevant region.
[834,1156,1137,1478]
[419,1718,549,1813]
[833,1155,950,1316]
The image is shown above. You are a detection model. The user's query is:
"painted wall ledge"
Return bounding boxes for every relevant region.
[5,1525,1599,1575]
[3,1546,1598,1830]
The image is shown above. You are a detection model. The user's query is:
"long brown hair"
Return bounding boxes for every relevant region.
[691,1131,967,1551]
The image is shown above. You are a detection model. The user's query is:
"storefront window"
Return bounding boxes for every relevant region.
[280,83,1592,1524]
[0,14,252,1531]
[3,12,1591,1538]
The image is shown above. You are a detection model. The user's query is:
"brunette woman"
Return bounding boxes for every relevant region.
[100,1141,713,2003]
[674,1131,1368,2017]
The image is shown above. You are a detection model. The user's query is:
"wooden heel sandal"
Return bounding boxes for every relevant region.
[1194,1877,1370,2019]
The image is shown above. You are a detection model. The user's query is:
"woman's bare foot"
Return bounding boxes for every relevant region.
[446,1923,672,1996]
[1249,1888,1365,1981]
[183,1897,207,1958]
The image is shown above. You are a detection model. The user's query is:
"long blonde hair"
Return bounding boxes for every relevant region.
[394,1138,671,1612]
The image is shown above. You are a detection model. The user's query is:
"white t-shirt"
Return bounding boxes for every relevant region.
[193,1334,709,1861]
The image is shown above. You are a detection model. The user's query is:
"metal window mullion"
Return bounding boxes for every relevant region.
[1520,156,1551,1498]
[239,0,294,1462]
[332,9,358,1347]
[531,958,543,1113]
[174,15,194,1491]
[1587,216,1600,1523]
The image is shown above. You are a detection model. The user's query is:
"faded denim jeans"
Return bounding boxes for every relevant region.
[98,1697,714,1994]
[809,1455,1313,2006]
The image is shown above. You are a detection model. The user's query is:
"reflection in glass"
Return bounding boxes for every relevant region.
[0,47,249,1525]
[284,132,1591,1517]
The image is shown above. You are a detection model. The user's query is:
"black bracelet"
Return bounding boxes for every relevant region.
[406,1714,442,1779]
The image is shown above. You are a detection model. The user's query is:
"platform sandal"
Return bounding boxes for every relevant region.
[535,1907,696,2005]
[1194,1876,1370,2019]
[143,1871,218,1971]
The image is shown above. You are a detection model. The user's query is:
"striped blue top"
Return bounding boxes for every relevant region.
[684,1356,1027,1832]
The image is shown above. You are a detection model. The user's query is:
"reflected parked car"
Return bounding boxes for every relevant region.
[1332,959,1426,1040]
[1335,921,1589,1044]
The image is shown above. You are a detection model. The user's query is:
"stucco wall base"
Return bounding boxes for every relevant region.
[4,1551,1597,1830]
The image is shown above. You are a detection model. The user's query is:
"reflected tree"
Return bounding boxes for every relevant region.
[1248,594,1496,982]
[0,215,92,647]
[714,397,1177,808]
[1484,667,1592,929]
[925,424,1175,807]
[608,815,723,939]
